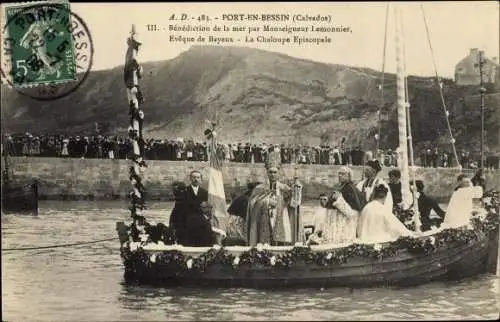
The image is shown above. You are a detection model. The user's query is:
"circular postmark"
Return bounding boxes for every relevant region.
[1,2,94,101]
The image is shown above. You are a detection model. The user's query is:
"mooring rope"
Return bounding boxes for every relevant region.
[2,237,116,252]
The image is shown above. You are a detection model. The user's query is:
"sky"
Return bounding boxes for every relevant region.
[3,1,500,78]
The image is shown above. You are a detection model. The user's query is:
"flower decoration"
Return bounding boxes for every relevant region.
[233,256,240,266]
[186,258,193,270]
[270,256,277,266]
[121,190,499,277]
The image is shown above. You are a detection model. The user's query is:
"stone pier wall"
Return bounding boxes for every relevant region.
[3,157,499,202]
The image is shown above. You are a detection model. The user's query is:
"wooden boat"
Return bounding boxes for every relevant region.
[115,7,500,289]
[116,205,499,288]
[1,179,39,215]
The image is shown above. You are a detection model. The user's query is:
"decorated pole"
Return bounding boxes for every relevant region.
[124,25,147,236]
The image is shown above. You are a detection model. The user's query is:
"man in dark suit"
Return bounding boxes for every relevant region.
[184,170,208,215]
[410,180,446,231]
[170,170,208,244]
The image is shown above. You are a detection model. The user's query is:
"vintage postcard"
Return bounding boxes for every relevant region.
[1,1,499,321]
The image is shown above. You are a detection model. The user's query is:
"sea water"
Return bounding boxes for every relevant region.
[2,200,499,321]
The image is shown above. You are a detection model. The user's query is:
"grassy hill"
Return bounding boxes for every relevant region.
[1,45,498,155]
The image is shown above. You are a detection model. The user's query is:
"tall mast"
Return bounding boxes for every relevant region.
[394,5,411,209]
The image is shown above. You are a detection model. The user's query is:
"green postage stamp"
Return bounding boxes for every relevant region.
[3,0,76,87]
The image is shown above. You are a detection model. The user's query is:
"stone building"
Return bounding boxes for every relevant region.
[455,48,499,86]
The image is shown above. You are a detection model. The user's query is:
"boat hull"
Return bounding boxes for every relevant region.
[119,230,498,289]
[2,180,39,215]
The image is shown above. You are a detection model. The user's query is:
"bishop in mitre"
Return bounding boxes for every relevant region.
[246,150,303,246]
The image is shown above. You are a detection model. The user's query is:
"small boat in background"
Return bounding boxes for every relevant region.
[2,150,39,215]
[2,178,39,215]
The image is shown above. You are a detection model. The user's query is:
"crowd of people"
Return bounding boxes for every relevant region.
[4,133,496,169]
[154,151,487,248]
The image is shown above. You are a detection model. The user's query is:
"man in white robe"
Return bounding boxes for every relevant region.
[357,184,416,243]
[443,176,484,228]
[356,159,393,214]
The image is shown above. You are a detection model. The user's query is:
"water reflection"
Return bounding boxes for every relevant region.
[2,200,499,321]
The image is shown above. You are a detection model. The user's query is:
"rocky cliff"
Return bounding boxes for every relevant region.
[2,45,498,154]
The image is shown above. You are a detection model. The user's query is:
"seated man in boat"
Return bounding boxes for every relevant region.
[356,160,393,215]
[388,169,403,210]
[409,180,445,231]
[443,175,483,228]
[358,184,417,243]
[306,194,329,245]
[321,166,365,244]
[246,150,302,246]
[224,182,261,246]
[471,169,486,191]
[184,201,218,247]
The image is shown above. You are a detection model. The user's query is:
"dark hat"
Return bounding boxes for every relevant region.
[366,159,382,173]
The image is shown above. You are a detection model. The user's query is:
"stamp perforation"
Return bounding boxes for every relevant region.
[1,0,93,99]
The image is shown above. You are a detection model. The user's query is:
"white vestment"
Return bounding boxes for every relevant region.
[357,199,415,243]
[356,177,393,214]
[443,186,483,228]
[310,197,359,244]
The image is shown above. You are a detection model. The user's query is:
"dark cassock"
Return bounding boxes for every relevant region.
[389,182,402,205]
[418,192,446,231]
[169,182,188,244]
[246,151,303,246]
[184,201,216,247]
[330,166,366,212]
[410,180,446,231]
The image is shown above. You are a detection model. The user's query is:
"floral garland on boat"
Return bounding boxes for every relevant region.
[395,189,499,231]
[121,190,499,274]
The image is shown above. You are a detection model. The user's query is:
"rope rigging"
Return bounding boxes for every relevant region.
[2,237,116,252]
[376,2,390,156]
[400,8,421,231]
[420,4,461,169]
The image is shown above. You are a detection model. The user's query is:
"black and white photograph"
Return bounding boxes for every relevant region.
[1,1,499,321]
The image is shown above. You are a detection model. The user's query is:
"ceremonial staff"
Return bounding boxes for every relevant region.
[124,25,147,232]
[291,166,304,243]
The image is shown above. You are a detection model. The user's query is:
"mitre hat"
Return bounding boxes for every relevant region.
[266,150,281,170]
